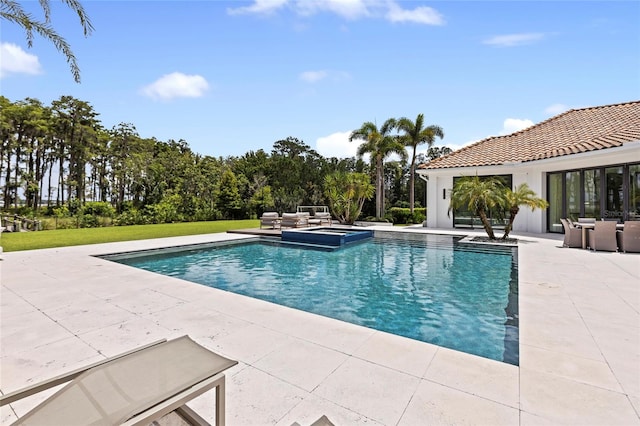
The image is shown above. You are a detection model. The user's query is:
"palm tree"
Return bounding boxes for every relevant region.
[324,172,374,224]
[502,183,549,238]
[449,175,506,239]
[350,119,407,219]
[397,114,444,213]
[1,0,94,83]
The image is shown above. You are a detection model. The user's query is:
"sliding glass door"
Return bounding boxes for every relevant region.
[629,164,640,221]
[604,166,624,221]
[583,169,601,219]
[547,162,639,232]
[548,174,563,233]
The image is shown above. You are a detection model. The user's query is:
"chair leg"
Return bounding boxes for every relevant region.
[175,405,209,425]
[215,377,226,426]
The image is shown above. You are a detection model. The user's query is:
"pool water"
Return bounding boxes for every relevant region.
[112,233,518,364]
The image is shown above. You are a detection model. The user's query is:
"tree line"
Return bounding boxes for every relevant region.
[0,95,452,225]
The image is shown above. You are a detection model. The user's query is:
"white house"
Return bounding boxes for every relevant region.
[417,100,640,234]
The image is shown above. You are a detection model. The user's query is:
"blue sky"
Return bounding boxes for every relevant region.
[2,0,639,159]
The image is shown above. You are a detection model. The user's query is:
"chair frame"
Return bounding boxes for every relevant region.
[560,218,582,248]
[1,337,234,426]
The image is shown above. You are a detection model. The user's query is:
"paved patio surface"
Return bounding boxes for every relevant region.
[1,228,638,425]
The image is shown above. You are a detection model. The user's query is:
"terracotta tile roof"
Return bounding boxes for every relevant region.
[420,100,640,170]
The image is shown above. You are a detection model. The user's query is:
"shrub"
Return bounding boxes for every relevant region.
[114,209,149,226]
[78,214,100,228]
[389,207,426,224]
[53,205,70,218]
[144,194,184,223]
[363,216,390,223]
[81,201,115,217]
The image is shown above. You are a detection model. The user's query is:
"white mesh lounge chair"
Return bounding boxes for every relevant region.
[560,218,581,248]
[617,221,640,253]
[0,336,237,426]
[588,220,618,252]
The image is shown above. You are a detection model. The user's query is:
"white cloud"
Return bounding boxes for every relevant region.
[141,72,209,101]
[227,0,288,15]
[295,0,370,19]
[544,103,569,115]
[316,130,359,158]
[386,4,445,25]
[299,70,328,83]
[0,43,42,78]
[500,118,534,135]
[299,69,350,83]
[228,0,445,25]
[483,33,545,47]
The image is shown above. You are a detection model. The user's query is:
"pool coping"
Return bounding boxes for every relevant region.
[1,227,639,425]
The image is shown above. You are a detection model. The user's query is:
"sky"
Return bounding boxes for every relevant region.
[1,0,639,159]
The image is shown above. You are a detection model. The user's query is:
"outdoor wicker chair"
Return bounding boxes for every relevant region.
[617,221,640,253]
[588,220,618,252]
[560,218,582,248]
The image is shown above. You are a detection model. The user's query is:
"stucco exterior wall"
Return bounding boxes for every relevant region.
[419,144,640,234]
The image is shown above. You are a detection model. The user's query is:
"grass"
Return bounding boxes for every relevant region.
[0,220,259,252]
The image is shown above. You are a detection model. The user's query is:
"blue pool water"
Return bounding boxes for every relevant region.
[110,233,518,364]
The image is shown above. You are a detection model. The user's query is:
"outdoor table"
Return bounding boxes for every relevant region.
[573,222,624,249]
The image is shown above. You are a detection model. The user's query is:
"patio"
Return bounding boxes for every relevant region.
[1,228,638,425]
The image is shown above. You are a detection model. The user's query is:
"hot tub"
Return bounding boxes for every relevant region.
[281,227,373,246]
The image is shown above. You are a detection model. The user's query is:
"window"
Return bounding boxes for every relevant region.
[565,171,581,222]
[546,163,639,232]
[583,169,601,219]
[548,173,563,233]
[628,164,640,221]
[604,166,624,221]
[452,175,512,229]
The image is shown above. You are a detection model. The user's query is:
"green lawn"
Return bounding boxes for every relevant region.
[0,220,259,252]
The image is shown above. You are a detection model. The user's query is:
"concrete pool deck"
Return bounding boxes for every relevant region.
[1,227,638,425]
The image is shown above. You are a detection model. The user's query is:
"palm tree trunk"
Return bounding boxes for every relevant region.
[478,209,496,239]
[409,147,416,213]
[376,157,383,219]
[502,207,519,239]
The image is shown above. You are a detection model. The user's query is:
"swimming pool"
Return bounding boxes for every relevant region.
[108,232,518,365]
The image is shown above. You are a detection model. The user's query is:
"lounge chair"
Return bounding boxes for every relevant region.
[617,221,640,253]
[0,336,237,426]
[280,212,308,228]
[588,220,618,252]
[560,218,582,248]
[260,212,280,229]
[312,212,332,226]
